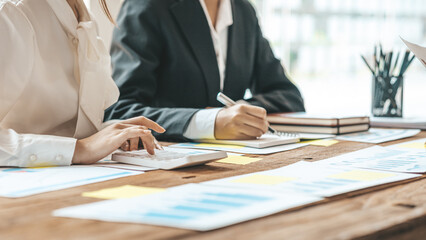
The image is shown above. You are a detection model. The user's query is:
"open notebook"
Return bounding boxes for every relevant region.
[195,133,300,148]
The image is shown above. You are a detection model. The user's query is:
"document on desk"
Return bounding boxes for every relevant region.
[95,159,158,172]
[385,138,426,151]
[201,161,419,197]
[169,142,308,155]
[53,183,322,231]
[335,128,421,143]
[0,166,142,198]
[316,146,426,173]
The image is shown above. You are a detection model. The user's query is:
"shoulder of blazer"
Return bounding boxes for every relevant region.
[231,0,259,29]
[124,0,175,12]
[121,0,177,27]
[233,0,257,17]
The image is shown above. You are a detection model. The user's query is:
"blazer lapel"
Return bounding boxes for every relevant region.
[170,0,221,106]
[222,0,246,101]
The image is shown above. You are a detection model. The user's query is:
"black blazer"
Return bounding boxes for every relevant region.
[105,0,305,141]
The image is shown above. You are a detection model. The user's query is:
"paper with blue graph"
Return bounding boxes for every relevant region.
[201,161,419,197]
[53,184,321,231]
[317,146,426,173]
[335,128,421,143]
[0,166,142,198]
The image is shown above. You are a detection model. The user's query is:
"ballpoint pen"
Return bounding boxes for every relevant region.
[216,92,279,134]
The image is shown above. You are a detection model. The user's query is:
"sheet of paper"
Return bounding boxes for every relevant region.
[201,161,419,197]
[386,138,426,151]
[298,133,337,139]
[0,166,142,198]
[82,185,165,200]
[335,128,420,143]
[302,139,339,147]
[317,146,426,173]
[169,142,309,155]
[54,184,322,231]
[401,37,426,68]
[216,155,262,165]
[95,159,158,172]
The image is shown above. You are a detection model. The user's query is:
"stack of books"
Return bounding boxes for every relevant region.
[267,113,370,135]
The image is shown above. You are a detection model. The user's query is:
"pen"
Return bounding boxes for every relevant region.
[216,92,278,134]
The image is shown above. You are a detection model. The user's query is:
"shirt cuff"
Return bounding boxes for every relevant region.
[183,108,222,140]
[16,134,77,167]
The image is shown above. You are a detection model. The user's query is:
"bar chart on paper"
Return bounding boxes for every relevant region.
[201,161,419,197]
[317,146,426,173]
[53,184,321,231]
[0,166,142,198]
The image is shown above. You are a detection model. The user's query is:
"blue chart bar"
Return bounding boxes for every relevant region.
[173,205,220,214]
[289,178,358,193]
[330,178,358,183]
[205,192,271,202]
[139,191,270,222]
[408,165,425,171]
[144,212,192,220]
[199,198,245,207]
[373,160,413,169]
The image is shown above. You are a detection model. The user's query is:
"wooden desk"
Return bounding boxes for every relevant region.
[1,132,425,240]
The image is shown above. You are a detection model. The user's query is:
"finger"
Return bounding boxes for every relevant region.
[120,141,130,151]
[122,117,166,133]
[119,127,153,143]
[129,138,139,151]
[236,132,257,140]
[154,138,163,150]
[115,123,148,130]
[237,123,264,138]
[235,113,268,134]
[140,134,156,155]
[241,105,267,119]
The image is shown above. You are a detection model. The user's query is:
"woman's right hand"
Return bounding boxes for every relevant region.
[71,117,165,165]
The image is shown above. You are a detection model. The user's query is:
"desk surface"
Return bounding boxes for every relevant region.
[1,132,425,240]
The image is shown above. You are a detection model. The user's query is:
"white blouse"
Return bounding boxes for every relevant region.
[0,0,119,167]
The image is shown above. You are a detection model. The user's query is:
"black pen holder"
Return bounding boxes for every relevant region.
[371,75,403,117]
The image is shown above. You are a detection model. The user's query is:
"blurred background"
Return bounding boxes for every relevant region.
[87,0,426,117]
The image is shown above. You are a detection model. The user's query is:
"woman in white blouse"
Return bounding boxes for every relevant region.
[0,0,165,167]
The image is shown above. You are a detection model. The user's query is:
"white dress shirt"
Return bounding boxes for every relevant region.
[0,0,119,167]
[183,0,233,140]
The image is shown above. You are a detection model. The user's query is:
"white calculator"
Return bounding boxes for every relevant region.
[111,148,227,170]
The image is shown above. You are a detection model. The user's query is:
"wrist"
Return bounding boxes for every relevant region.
[71,140,83,164]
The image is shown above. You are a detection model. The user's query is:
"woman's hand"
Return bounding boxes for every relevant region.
[214,104,269,140]
[72,117,165,165]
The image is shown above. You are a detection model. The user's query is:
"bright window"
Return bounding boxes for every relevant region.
[252,0,426,116]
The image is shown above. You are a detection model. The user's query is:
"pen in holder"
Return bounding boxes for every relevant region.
[362,44,415,118]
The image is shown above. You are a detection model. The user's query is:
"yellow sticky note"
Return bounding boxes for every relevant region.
[329,170,395,181]
[398,142,426,150]
[232,174,296,185]
[196,143,244,149]
[216,155,262,165]
[28,166,56,169]
[302,139,339,147]
[82,185,165,200]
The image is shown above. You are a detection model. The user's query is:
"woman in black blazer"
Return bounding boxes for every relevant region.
[106,0,305,141]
